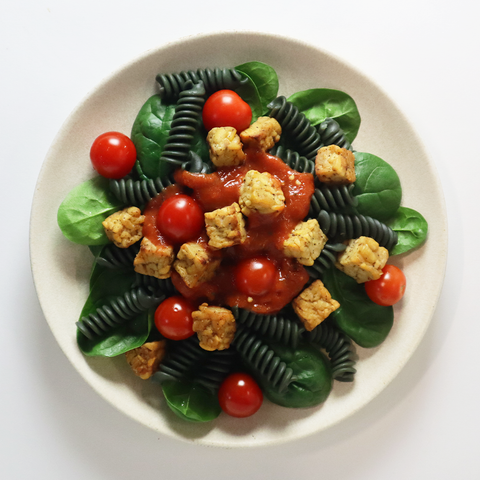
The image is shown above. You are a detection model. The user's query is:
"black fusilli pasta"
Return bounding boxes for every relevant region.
[315,209,398,251]
[309,184,358,214]
[268,96,323,161]
[269,145,316,175]
[194,350,237,393]
[109,174,173,207]
[304,242,347,280]
[156,67,248,100]
[76,287,165,340]
[131,273,177,296]
[304,321,356,382]
[95,243,140,269]
[318,117,353,151]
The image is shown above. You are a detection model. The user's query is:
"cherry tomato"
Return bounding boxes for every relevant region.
[90,131,137,179]
[365,264,407,307]
[156,194,204,243]
[234,256,277,297]
[154,296,195,340]
[202,90,252,132]
[218,373,263,418]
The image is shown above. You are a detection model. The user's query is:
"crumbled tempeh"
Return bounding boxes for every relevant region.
[315,145,356,185]
[174,242,221,288]
[204,202,247,249]
[240,117,282,151]
[238,169,285,216]
[125,340,167,380]
[207,127,246,167]
[192,303,236,351]
[102,207,145,248]
[133,237,174,279]
[336,236,389,283]
[292,280,340,331]
[283,219,327,266]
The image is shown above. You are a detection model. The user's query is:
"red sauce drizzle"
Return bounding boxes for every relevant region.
[144,147,314,314]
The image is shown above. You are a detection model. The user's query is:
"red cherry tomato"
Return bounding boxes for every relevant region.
[154,296,195,340]
[365,264,407,307]
[218,373,263,418]
[234,256,277,297]
[156,194,204,243]
[202,90,252,132]
[90,131,137,179]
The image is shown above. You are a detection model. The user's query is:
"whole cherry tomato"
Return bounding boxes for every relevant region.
[218,372,263,418]
[90,131,137,179]
[156,194,204,243]
[365,264,407,307]
[154,296,195,341]
[202,90,252,132]
[234,256,277,297]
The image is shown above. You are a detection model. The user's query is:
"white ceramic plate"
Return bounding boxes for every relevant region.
[30,32,447,448]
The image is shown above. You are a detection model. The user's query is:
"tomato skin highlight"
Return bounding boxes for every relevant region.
[234,256,277,297]
[218,373,263,418]
[202,90,252,132]
[90,131,137,179]
[156,194,204,244]
[365,264,407,307]
[154,296,195,340]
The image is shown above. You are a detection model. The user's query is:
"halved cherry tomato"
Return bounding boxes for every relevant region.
[202,90,252,132]
[156,194,204,244]
[218,372,263,418]
[234,256,277,297]
[154,296,195,340]
[365,264,407,307]
[90,131,137,179]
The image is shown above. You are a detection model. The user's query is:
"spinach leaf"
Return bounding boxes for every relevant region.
[287,89,361,142]
[388,206,428,256]
[162,380,221,422]
[57,176,123,245]
[235,61,279,118]
[353,152,402,222]
[130,95,176,179]
[257,342,332,408]
[76,268,153,357]
[322,268,394,348]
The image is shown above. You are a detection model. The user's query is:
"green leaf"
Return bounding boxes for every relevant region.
[57,176,123,245]
[287,88,361,142]
[256,342,332,408]
[388,206,428,255]
[322,268,394,348]
[235,61,279,118]
[130,95,176,179]
[162,380,221,422]
[353,152,402,222]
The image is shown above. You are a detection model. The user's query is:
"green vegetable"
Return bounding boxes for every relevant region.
[322,268,394,348]
[76,268,153,357]
[287,88,361,142]
[235,61,279,120]
[353,152,402,222]
[388,206,428,255]
[57,176,123,245]
[162,380,221,422]
[257,343,332,408]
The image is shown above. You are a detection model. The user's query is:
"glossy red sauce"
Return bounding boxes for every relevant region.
[144,147,314,314]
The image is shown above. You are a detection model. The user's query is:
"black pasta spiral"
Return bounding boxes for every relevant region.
[232,306,304,350]
[132,273,177,297]
[159,81,206,169]
[318,117,353,151]
[303,322,357,382]
[305,242,347,280]
[269,145,316,175]
[315,209,398,251]
[95,243,140,269]
[309,184,358,214]
[152,336,209,384]
[233,327,294,393]
[76,287,165,340]
[268,96,323,161]
[156,67,248,100]
[194,350,237,393]
[109,174,173,207]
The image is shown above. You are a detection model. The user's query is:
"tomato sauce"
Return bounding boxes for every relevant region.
[145,147,314,314]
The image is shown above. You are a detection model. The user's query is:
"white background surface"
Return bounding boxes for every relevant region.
[1,1,478,478]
